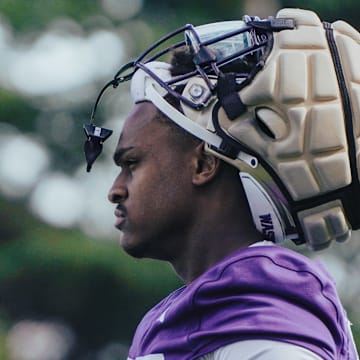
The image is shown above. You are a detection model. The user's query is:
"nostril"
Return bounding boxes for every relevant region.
[108,187,128,203]
[107,190,115,203]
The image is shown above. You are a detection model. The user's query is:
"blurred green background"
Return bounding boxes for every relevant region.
[0,0,359,359]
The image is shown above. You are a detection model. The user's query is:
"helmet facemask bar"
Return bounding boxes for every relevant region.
[93,18,273,113]
[141,21,270,105]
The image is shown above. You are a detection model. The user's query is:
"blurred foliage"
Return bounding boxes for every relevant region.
[0,320,6,360]
[0,0,101,32]
[281,0,360,28]
[0,0,360,358]
[0,90,38,133]
[0,0,358,31]
[142,0,243,27]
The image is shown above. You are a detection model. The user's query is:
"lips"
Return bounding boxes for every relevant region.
[114,205,127,230]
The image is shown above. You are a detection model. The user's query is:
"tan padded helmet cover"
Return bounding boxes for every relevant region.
[181,8,360,248]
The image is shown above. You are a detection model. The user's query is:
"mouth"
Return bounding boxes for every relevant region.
[114,205,127,230]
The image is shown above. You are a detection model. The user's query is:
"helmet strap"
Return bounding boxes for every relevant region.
[239,172,290,243]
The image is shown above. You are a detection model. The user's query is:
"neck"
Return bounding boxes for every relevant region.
[172,231,259,285]
[170,186,262,284]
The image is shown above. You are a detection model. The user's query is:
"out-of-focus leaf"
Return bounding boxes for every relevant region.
[0,0,101,32]
[0,90,38,132]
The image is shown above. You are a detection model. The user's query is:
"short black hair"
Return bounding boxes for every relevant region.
[170,46,196,76]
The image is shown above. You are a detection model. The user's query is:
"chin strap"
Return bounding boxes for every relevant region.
[239,172,296,243]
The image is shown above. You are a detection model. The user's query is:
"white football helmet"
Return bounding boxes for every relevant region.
[85,8,360,250]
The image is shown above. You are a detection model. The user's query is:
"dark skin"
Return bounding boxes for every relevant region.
[108,102,262,284]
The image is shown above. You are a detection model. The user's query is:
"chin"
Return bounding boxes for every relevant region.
[119,233,170,261]
[123,246,147,259]
[119,233,148,259]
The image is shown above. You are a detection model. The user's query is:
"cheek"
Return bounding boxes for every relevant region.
[127,169,165,215]
[127,155,192,221]
[156,172,192,218]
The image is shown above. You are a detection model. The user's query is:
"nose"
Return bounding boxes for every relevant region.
[108,175,128,204]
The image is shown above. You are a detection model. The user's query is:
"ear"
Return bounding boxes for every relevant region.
[191,143,220,186]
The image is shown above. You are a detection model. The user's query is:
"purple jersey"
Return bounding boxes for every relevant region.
[128,245,357,359]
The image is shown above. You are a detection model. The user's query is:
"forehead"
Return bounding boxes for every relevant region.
[116,101,169,150]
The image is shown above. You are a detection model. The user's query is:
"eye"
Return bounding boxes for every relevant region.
[123,158,138,170]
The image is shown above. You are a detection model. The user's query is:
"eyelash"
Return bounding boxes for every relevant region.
[123,158,138,169]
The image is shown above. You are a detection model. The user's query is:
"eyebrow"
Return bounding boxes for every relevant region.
[113,146,135,165]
